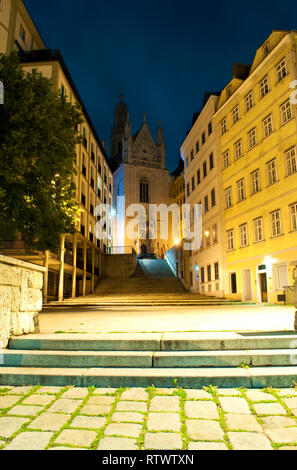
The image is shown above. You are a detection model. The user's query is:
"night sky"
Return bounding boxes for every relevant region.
[25,0,296,172]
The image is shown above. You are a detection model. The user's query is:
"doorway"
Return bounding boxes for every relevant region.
[141,243,147,256]
[242,269,252,301]
[259,272,268,302]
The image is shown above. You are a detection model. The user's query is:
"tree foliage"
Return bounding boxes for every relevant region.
[0,52,83,252]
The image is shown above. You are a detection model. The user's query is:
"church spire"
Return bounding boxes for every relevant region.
[156,120,164,146]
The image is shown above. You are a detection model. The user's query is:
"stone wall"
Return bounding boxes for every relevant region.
[0,255,46,349]
[101,253,138,279]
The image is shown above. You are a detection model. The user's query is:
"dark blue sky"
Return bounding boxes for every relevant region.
[25,0,296,171]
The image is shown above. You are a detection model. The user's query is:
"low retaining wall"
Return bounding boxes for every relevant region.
[101,253,137,278]
[0,254,46,349]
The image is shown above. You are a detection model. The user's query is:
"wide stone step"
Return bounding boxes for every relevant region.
[1,366,297,388]
[8,332,297,351]
[1,348,297,368]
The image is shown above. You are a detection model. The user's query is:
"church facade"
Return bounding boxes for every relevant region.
[111,96,171,258]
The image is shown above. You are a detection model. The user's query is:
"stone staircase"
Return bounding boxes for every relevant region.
[1,331,297,388]
[50,259,244,306]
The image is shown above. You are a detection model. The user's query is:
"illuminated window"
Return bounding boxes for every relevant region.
[259,76,269,98]
[263,42,270,57]
[250,169,261,195]
[223,150,230,168]
[266,158,278,186]
[245,91,254,112]
[236,178,246,202]
[270,210,282,237]
[290,203,297,231]
[276,58,287,82]
[227,229,235,251]
[239,223,248,247]
[263,114,273,138]
[248,127,257,150]
[221,117,227,135]
[225,187,232,208]
[212,224,218,243]
[232,105,240,124]
[285,147,297,176]
[253,217,264,242]
[234,139,242,160]
[280,100,292,124]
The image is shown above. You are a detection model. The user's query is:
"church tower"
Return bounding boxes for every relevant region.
[110,94,130,170]
[111,96,170,258]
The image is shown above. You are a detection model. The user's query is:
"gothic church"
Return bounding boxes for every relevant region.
[110,95,170,258]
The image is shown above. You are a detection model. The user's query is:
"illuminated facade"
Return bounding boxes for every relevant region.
[181,94,225,296]
[214,31,297,303]
[111,96,170,258]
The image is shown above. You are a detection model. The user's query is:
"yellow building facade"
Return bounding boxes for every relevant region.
[1,1,113,301]
[214,30,297,304]
[0,0,44,54]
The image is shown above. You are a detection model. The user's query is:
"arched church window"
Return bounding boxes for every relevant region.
[140,177,149,203]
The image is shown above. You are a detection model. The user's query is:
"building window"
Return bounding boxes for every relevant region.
[140,177,149,203]
[263,114,273,138]
[209,152,214,170]
[259,76,269,98]
[201,267,205,284]
[276,58,287,82]
[285,147,297,176]
[266,158,278,186]
[248,128,257,150]
[223,150,231,168]
[202,132,206,145]
[234,139,242,160]
[263,42,270,57]
[280,100,292,125]
[185,157,189,168]
[236,178,246,202]
[61,84,65,97]
[203,161,207,178]
[239,223,248,247]
[270,210,282,237]
[191,176,195,191]
[208,121,212,135]
[207,265,211,282]
[196,141,200,153]
[197,169,201,185]
[232,105,240,124]
[204,195,209,213]
[290,203,297,231]
[226,85,232,98]
[20,23,26,43]
[214,262,219,280]
[250,169,261,195]
[221,117,227,135]
[225,187,232,208]
[245,91,254,112]
[212,224,217,243]
[253,217,264,242]
[211,188,216,207]
[190,149,194,161]
[227,229,235,251]
[186,183,190,197]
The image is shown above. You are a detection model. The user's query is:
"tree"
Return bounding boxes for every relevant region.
[0,52,83,252]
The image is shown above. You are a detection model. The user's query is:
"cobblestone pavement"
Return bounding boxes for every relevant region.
[1,385,297,450]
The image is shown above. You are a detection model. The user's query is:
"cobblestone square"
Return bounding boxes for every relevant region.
[0,385,297,450]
